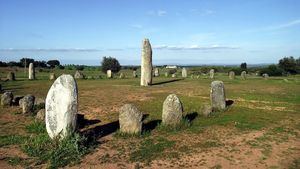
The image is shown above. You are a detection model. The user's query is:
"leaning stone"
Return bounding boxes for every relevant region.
[140,38,153,86]
[182,68,187,78]
[119,104,143,134]
[49,73,56,80]
[46,74,78,139]
[7,72,16,81]
[241,71,247,80]
[22,94,35,114]
[162,94,183,126]
[209,69,215,79]
[74,70,85,79]
[119,73,125,79]
[1,92,13,107]
[107,70,112,78]
[35,109,45,122]
[28,63,35,80]
[210,81,226,112]
[229,71,235,80]
[202,104,212,117]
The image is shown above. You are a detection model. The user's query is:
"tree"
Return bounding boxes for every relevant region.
[47,60,60,68]
[240,62,247,70]
[101,56,121,73]
[20,58,34,67]
[34,60,47,68]
[278,56,297,74]
[0,61,8,67]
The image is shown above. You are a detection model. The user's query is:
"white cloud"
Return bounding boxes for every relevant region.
[245,19,300,33]
[157,10,167,16]
[147,10,167,16]
[190,9,215,16]
[130,24,143,29]
[153,44,239,50]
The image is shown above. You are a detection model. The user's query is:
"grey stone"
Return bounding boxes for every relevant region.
[22,94,35,114]
[154,68,159,77]
[262,73,269,79]
[202,104,212,117]
[1,92,13,107]
[35,109,45,122]
[162,94,183,126]
[140,39,153,86]
[7,72,15,81]
[119,104,143,134]
[209,69,215,79]
[107,70,112,78]
[172,74,176,78]
[74,71,85,79]
[229,71,235,80]
[19,98,24,108]
[119,73,125,79]
[182,68,187,78]
[165,72,169,77]
[241,71,247,80]
[28,63,35,80]
[133,71,138,78]
[46,74,78,139]
[210,81,226,111]
[49,73,56,80]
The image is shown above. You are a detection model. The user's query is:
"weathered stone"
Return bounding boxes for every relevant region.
[35,109,45,122]
[262,73,269,79]
[28,63,35,80]
[162,94,183,126]
[165,72,169,77]
[1,92,13,107]
[210,81,226,111]
[229,71,235,80]
[19,98,24,108]
[7,72,16,81]
[12,95,23,106]
[209,69,215,79]
[140,39,153,86]
[22,94,35,114]
[172,74,176,78]
[202,104,212,117]
[49,73,56,80]
[107,70,112,78]
[74,71,85,79]
[154,68,160,77]
[46,74,78,139]
[119,73,125,79]
[241,71,247,80]
[182,68,187,78]
[133,71,138,78]
[119,104,143,134]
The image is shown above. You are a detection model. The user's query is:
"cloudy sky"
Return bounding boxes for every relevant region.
[0,0,299,65]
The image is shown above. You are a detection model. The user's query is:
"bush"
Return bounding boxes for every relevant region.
[168,69,177,74]
[259,64,284,76]
[101,56,121,73]
[278,56,298,74]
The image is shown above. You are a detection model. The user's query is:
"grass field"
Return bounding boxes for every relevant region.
[0,67,300,168]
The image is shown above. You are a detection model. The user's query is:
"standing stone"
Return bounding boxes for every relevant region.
[19,98,24,108]
[154,68,160,77]
[7,72,16,81]
[140,39,153,86]
[46,74,78,139]
[107,70,112,78]
[209,69,215,79]
[202,104,212,117]
[165,72,169,77]
[1,92,13,107]
[229,71,235,80]
[210,81,226,111]
[74,71,84,79]
[133,71,138,78]
[162,94,183,126]
[35,109,45,122]
[22,94,35,114]
[241,71,247,80]
[119,104,143,134]
[49,73,56,80]
[28,63,35,80]
[119,73,125,79]
[262,73,269,79]
[182,68,187,78]
[172,74,177,78]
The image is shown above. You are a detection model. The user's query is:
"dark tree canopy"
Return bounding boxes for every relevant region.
[278,56,299,74]
[34,60,47,68]
[47,60,60,68]
[240,62,247,70]
[20,58,34,67]
[101,56,121,73]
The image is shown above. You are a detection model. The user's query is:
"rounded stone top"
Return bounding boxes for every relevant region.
[211,80,224,86]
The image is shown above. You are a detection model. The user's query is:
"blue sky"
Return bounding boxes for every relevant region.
[0,0,299,65]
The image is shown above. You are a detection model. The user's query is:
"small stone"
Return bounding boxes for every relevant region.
[210,81,226,112]
[202,104,212,117]
[165,72,169,77]
[262,73,269,79]
[241,71,247,80]
[162,94,183,126]
[19,98,24,108]
[154,68,160,77]
[36,109,45,122]
[172,74,176,78]
[229,71,235,80]
[119,104,143,134]
[182,68,188,78]
[107,70,112,78]
[35,98,45,106]
[133,71,138,78]
[119,73,125,79]
[74,71,85,79]
[49,73,56,80]
[7,72,16,81]
[22,94,35,114]
[209,69,215,79]
[1,92,13,107]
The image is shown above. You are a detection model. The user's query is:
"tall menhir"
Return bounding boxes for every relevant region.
[140,38,153,86]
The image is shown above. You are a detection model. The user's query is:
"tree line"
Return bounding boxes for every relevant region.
[0,58,61,68]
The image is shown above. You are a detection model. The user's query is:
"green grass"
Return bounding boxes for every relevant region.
[0,135,28,147]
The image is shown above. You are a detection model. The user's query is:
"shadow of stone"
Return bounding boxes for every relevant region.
[82,120,119,139]
[12,96,24,106]
[142,119,162,132]
[226,100,234,107]
[77,114,101,129]
[151,78,183,86]
[184,112,198,122]
[142,114,149,121]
